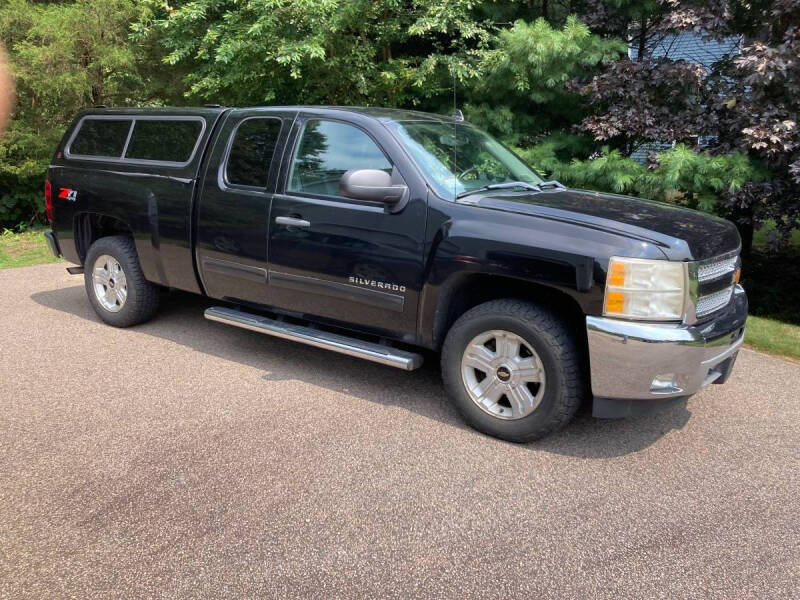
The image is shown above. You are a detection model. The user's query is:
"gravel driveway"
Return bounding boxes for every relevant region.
[1,263,798,599]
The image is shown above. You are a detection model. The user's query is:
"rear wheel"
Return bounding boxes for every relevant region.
[441,299,583,442]
[84,236,159,327]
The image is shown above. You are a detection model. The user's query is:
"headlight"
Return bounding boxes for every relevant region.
[603,257,687,321]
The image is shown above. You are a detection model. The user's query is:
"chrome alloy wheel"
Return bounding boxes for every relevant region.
[92,254,128,313]
[460,330,546,420]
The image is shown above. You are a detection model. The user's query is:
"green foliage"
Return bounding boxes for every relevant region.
[0,120,53,226]
[649,145,761,213]
[480,17,624,103]
[455,17,624,143]
[1,0,141,125]
[0,0,180,229]
[133,0,493,107]
[518,140,641,193]
[0,0,788,246]
[517,141,766,215]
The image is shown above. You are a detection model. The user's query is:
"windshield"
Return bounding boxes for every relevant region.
[385,120,544,200]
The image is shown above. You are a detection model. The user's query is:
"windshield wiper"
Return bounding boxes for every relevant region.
[456,181,542,199]
[538,180,566,190]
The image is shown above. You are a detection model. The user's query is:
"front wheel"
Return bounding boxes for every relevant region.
[84,236,160,327]
[441,299,584,442]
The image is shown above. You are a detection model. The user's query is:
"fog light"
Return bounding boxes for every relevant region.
[650,374,682,394]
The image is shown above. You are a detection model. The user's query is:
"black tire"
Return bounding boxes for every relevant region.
[84,236,160,327]
[441,299,584,442]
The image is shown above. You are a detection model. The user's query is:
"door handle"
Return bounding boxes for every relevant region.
[275,216,311,228]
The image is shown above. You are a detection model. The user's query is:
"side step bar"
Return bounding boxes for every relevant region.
[204,306,423,371]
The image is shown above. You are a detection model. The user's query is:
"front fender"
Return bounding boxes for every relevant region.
[416,199,668,349]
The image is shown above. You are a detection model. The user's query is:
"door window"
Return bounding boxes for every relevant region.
[225,118,283,188]
[288,120,391,197]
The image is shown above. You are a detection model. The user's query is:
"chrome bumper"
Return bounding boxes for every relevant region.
[587,285,747,406]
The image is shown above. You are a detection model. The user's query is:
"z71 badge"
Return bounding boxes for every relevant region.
[349,276,406,293]
[58,188,78,202]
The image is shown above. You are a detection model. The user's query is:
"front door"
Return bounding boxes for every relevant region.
[195,109,295,304]
[267,116,427,340]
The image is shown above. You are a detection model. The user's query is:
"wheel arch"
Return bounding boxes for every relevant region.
[74,212,134,264]
[427,272,588,353]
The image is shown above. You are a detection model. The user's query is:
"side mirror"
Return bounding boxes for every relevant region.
[339,169,408,206]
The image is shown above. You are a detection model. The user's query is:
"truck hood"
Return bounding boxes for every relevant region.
[469,188,741,261]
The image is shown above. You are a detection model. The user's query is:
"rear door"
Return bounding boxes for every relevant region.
[266,113,428,340]
[195,109,296,304]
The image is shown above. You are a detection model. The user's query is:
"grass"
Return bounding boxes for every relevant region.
[744,316,800,361]
[739,221,800,360]
[0,228,62,269]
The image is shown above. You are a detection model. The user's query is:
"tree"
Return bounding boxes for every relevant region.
[0,0,794,248]
[707,0,800,249]
[568,0,799,249]
[469,16,624,144]
[0,0,180,228]
[136,2,622,146]
[572,58,708,155]
[133,0,495,108]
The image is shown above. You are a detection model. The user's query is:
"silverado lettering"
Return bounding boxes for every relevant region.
[349,276,406,292]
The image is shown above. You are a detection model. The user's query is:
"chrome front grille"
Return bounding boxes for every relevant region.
[689,251,740,322]
[696,286,735,317]
[697,256,738,282]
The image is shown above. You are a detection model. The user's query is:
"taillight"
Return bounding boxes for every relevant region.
[44,179,53,223]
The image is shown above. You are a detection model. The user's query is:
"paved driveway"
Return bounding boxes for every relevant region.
[1,263,798,599]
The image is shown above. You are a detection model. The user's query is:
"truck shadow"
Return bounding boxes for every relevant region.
[31,285,690,458]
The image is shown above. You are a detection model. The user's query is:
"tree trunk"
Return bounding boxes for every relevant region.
[636,19,649,61]
[733,200,756,256]
[738,221,755,256]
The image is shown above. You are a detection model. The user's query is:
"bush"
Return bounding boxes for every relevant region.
[516,140,766,218]
[0,0,146,230]
[741,247,800,325]
[0,122,52,229]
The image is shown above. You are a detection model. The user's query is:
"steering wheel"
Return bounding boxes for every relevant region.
[457,166,479,180]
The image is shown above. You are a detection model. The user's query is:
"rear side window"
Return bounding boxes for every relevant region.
[125,119,203,163]
[70,119,131,157]
[225,118,283,188]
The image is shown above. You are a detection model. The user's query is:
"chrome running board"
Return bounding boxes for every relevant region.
[204,306,423,371]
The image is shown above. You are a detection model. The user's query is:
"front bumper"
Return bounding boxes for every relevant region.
[587,285,747,417]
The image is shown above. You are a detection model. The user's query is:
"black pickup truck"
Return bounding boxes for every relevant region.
[44,106,747,442]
